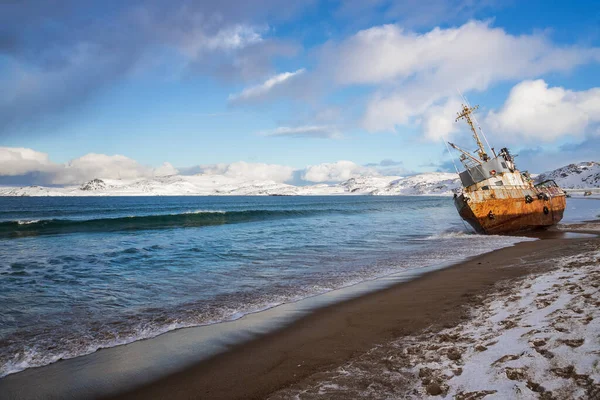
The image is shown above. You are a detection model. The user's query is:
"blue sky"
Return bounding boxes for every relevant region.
[1,0,599,185]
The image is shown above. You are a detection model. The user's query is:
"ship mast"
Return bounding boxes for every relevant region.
[455,104,489,162]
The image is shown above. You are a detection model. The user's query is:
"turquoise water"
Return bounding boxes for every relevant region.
[0,195,551,377]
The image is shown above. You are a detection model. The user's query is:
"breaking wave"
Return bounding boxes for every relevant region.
[423,229,476,240]
[0,209,340,238]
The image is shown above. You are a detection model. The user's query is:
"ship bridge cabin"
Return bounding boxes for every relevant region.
[459,156,513,188]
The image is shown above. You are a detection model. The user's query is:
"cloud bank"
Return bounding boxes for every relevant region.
[343,21,599,133]
[194,161,295,182]
[0,0,311,132]
[301,161,377,183]
[0,148,179,185]
[486,80,600,142]
[0,147,391,186]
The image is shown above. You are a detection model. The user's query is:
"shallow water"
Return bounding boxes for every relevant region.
[0,195,593,377]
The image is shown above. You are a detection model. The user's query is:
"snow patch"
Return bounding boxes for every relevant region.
[269,248,600,399]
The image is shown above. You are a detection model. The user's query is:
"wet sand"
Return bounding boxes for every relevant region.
[110,234,599,400]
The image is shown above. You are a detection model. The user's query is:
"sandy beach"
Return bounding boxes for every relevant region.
[107,228,600,399]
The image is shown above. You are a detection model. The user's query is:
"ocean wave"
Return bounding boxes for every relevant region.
[0,209,330,238]
[0,268,399,378]
[423,229,538,241]
[424,230,476,240]
[17,220,40,225]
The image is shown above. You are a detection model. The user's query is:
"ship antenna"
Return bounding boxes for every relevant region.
[456,89,493,156]
[455,102,489,162]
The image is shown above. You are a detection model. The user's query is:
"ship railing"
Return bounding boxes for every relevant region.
[534,180,566,196]
[478,184,535,190]
[535,180,560,189]
[468,184,565,196]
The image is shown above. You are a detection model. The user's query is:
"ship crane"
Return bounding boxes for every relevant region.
[455,104,489,162]
[447,142,481,168]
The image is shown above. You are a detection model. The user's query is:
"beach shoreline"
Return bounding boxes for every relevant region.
[106,232,599,400]
[0,226,597,399]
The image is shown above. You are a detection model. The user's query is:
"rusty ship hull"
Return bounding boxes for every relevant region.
[454,186,566,235]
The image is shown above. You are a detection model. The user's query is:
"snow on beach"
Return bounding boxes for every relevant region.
[270,249,600,400]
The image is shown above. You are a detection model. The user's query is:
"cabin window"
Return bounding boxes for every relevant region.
[482,185,490,190]
[495,181,503,186]
[501,162,507,169]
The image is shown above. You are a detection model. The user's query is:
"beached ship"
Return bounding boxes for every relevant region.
[449,104,566,234]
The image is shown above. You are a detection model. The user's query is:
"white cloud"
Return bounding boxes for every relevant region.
[0,2,288,131]
[331,21,598,86]
[154,162,179,177]
[175,24,266,58]
[486,80,600,142]
[204,25,265,51]
[199,161,295,182]
[229,68,305,103]
[259,125,341,139]
[0,148,179,185]
[0,147,58,176]
[301,160,378,183]
[320,20,600,134]
[55,154,155,184]
[421,97,464,141]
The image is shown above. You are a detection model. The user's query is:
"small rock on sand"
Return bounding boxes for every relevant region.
[426,382,442,396]
[492,354,520,366]
[455,390,498,400]
[419,367,433,378]
[505,367,527,381]
[561,338,584,348]
[531,338,546,347]
[447,348,462,360]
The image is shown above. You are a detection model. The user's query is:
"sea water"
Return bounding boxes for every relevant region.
[0,195,593,377]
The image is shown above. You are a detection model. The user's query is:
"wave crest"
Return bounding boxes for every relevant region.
[0,209,319,238]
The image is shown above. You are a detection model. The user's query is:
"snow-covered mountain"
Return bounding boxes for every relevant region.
[0,175,303,197]
[373,173,460,195]
[536,161,600,189]
[0,172,459,197]
[337,176,402,194]
[2,162,597,197]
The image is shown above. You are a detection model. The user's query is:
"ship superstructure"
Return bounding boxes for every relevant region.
[450,104,566,234]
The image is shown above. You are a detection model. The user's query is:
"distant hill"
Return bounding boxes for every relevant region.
[1,162,598,197]
[536,161,600,189]
[0,172,458,197]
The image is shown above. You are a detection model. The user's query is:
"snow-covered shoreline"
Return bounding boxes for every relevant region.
[406,249,600,399]
[269,240,600,399]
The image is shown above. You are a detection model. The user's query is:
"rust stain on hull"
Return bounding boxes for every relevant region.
[455,188,566,235]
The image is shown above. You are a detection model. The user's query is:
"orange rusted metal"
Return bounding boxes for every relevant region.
[455,187,566,234]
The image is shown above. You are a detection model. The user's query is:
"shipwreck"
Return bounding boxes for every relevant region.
[449,104,566,234]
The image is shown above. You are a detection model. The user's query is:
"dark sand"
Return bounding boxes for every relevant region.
[110,235,599,400]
